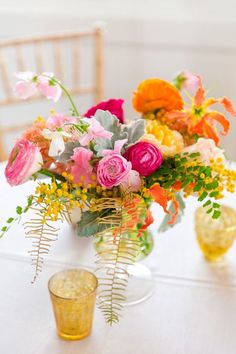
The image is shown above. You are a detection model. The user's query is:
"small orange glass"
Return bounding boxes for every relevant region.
[48,269,98,340]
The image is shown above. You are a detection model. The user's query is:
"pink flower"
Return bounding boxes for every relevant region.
[124,142,163,176]
[102,139,127,156]
[46,113,77,130]
[38,72,62,102]
[121,170,141,192]
[84,99,125,123]
[182,138,225,164]
[176,70,200,91]
[14,71,38,99]
[5,139,43,186]
[70,147,96,185]
[79,118,113,146]
[14,71,62,102]
[97,154,131,188]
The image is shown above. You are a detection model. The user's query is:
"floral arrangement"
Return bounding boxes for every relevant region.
[1,70,236,324]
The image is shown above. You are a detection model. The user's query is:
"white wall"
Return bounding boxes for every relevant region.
[0,0,236,158]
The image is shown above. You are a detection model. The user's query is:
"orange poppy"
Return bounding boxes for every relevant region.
[132,78,184,114]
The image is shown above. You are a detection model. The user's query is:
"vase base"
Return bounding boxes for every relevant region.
[124,263,154,306]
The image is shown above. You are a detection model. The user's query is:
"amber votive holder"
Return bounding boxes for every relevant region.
[48,269,98,340]
[195,205,236,262]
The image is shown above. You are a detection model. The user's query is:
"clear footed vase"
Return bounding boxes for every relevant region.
[94,229,155,306]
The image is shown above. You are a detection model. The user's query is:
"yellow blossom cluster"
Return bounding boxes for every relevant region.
[210,158,236,195]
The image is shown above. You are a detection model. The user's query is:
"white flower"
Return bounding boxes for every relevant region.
[182,138,225,164]
[42,129,71,157]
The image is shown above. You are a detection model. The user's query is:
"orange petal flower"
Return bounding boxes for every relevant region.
[148,183,169,213]
[133,78,184,114]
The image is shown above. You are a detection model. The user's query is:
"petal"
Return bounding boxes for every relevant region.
[167,197,179,225]
[48,136,65,156]
[148,183,169,213]
[205,112,230,136]
[202,120,219,145]
[194,76,205,107]
[220,97,236,116]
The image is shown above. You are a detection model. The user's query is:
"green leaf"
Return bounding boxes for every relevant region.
[193,182,203,192]
[213,202,220,209]
[205,181,219,190]
[6,217,14,224]
[212,210,221,219]
[76,211,112,237]
[203,200,211,207]
[1,226,7,232]
[209,191,219,198]
[189,152,201,158]
[207,208,213,214]
[198,191,208,201]
[16,206,23,215]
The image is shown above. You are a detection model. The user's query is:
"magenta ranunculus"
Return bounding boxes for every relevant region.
[123,142,163,176]
[84,99,125,123]
[97,154,131,188]
[5,139,43,186]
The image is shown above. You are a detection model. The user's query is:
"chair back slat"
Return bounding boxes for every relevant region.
[0,26,104,161]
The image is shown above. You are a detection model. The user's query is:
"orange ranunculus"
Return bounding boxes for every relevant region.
[132,78,184,114]
[165,77,236,145]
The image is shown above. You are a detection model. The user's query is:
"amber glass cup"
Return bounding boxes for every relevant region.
[48,269,98,340]
[195,205,236,261]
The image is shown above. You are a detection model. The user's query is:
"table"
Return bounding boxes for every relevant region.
[1,162,236,354]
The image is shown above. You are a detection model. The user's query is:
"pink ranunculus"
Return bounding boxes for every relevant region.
[14,71,38,99]
[79,118,113,146]
[5,139,43,186]
[84,99,125,123]
[70,147,96,185]
[182,138,225,164]
[124,141,163,177]
[46,113,77,130]
[121,170,141,192]
[38,72,62,102]
[97,154,132,188]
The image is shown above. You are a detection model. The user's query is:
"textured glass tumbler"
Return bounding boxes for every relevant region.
[195,205,236,261]
[48,269,98,340]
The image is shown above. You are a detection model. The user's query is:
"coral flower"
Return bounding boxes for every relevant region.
[132,78,184,114]
[165,78,236,145]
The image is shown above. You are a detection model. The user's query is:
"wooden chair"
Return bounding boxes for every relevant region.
[0,25,104,161]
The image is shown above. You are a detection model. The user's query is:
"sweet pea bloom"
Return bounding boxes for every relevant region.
[46,113,77,130]
[182,138,225,164]
[14,71,38,99]
[84,99,125,123]
[121,170,141,192]
[124,141,163,176]
[37,72,62,102]
[5,139,43,186]
[70,147,96,185]
[79,118,113,146]
[97,154,131,188]
[14,71,62,102]
[42,129,71,157]
[174,70,200,91]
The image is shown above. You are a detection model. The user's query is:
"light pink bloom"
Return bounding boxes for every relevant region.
[79,118,113,146]
[102,139,127,156]
[182,138,225,164]
[71,147,96,185]
[121,170,141,192]
[46,113,77,130]
[38,72,62,102]
[14,71,38,99]
[97,154,131,188]
[5,139,43,186]
[181,70,200,91]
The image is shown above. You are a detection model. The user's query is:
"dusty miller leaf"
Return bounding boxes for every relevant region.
[123,119,145,145]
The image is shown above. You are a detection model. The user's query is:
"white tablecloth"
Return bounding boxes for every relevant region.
[1,162,236,354]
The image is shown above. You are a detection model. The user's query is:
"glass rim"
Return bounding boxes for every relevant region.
[48,268,98,301]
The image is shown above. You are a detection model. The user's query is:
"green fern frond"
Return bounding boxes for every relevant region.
[24,207,61,283]
[95,195,147,325]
